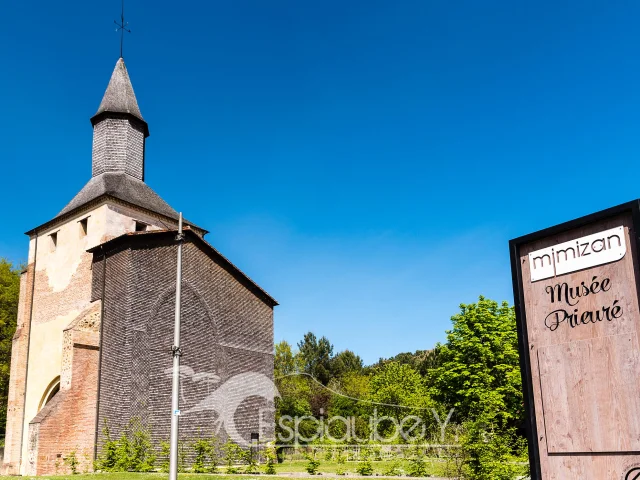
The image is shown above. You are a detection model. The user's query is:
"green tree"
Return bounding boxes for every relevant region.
[275,340,298,378]
[304,451,320,475]
[459,413,528,480]
[370,362,431,438]
[275,367,314,445]
[407,445,428,477]
[96,421,118,471]
[158,441,170,473]
[263,443,277,474]
[428,296,523,427]
[419,348,442,375]
[223,439,243,474]
[192,437,212,473]
[298,332,334,385]
[369,348,442,378]
[98,418,155,472]
[328,372,371,418]
[330,350,363,378]
[0,259,20,436]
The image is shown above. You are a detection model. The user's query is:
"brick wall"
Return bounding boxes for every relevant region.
[3,265,35,474]
[26,335,100,475]
[31,253,94,326]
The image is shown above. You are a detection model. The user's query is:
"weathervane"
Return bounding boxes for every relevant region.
[114,0,131,58]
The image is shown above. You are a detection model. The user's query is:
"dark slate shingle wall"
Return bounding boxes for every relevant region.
[94,239,274,458]
[92,117,145,181]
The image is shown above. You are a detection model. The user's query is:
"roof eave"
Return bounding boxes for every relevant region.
[90,111,149,138]
[24,195,209,237]
[88,229,278,308]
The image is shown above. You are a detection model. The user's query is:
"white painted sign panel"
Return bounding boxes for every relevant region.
[528,226,626,282]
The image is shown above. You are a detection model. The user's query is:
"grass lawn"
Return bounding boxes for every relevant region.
[6,459,452,479]
[275,459,447,476]
[9,474,446,480]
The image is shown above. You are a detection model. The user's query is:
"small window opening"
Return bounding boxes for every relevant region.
[50,232,58,251]
[79,217,88,237]
[135,221,148,232]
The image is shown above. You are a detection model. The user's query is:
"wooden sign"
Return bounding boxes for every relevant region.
[510,201,640,480]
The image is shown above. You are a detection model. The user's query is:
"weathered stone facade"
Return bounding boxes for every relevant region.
[26,303,101,475]
[3,57,276,475]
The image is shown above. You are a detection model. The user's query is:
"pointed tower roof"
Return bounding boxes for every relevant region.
[21,56,209,236]
[91,57,148,136]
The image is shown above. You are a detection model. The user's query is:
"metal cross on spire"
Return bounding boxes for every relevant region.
[114,0,131,58]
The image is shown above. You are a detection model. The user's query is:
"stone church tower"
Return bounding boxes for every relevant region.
[3,58,277,476]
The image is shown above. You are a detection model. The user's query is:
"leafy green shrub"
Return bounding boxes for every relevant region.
[178,440,187,473]
[223,438,243,474]
[113,430,131,471]
[159,441,170,473]
[356,459,374,476]
[356,447,374,476]
[304,453,320,475]
[129,419,155,471]
[335,451,347,476]
[407,446,428,477]
[263,444,277,474]
[97,418,154,472]
[372,446,382,461]
[243,447,259,474]
[192,437,212,473]
[460,418,527,480]
[208,437,220,473]
[82,452,91,474]
[382,459,403,476]
[96,421,118,471]
[64,450,79,475]
[324,448,333,461]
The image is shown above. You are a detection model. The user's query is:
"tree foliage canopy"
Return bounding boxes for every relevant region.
[428,296,523,427]
[297,332,334,385]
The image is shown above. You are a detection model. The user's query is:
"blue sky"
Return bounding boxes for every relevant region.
[2,1,640,364]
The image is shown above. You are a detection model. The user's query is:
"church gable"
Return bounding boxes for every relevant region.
[91,229,275,452]
[89,229,277,308]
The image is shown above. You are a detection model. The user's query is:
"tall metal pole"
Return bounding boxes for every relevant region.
[169,213,184,480]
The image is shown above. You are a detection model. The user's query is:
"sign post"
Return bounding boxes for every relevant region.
[169,213,184,480]
[510,201,640,479]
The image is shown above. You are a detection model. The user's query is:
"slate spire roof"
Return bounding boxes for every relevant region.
[56,172,181,220]
[25,57,206,235]
[91,57,146,126]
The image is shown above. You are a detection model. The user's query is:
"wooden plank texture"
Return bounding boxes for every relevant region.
[519,212,640,478]
[538,333,640,453]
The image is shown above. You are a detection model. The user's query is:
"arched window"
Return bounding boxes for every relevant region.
[38,376,61,411]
